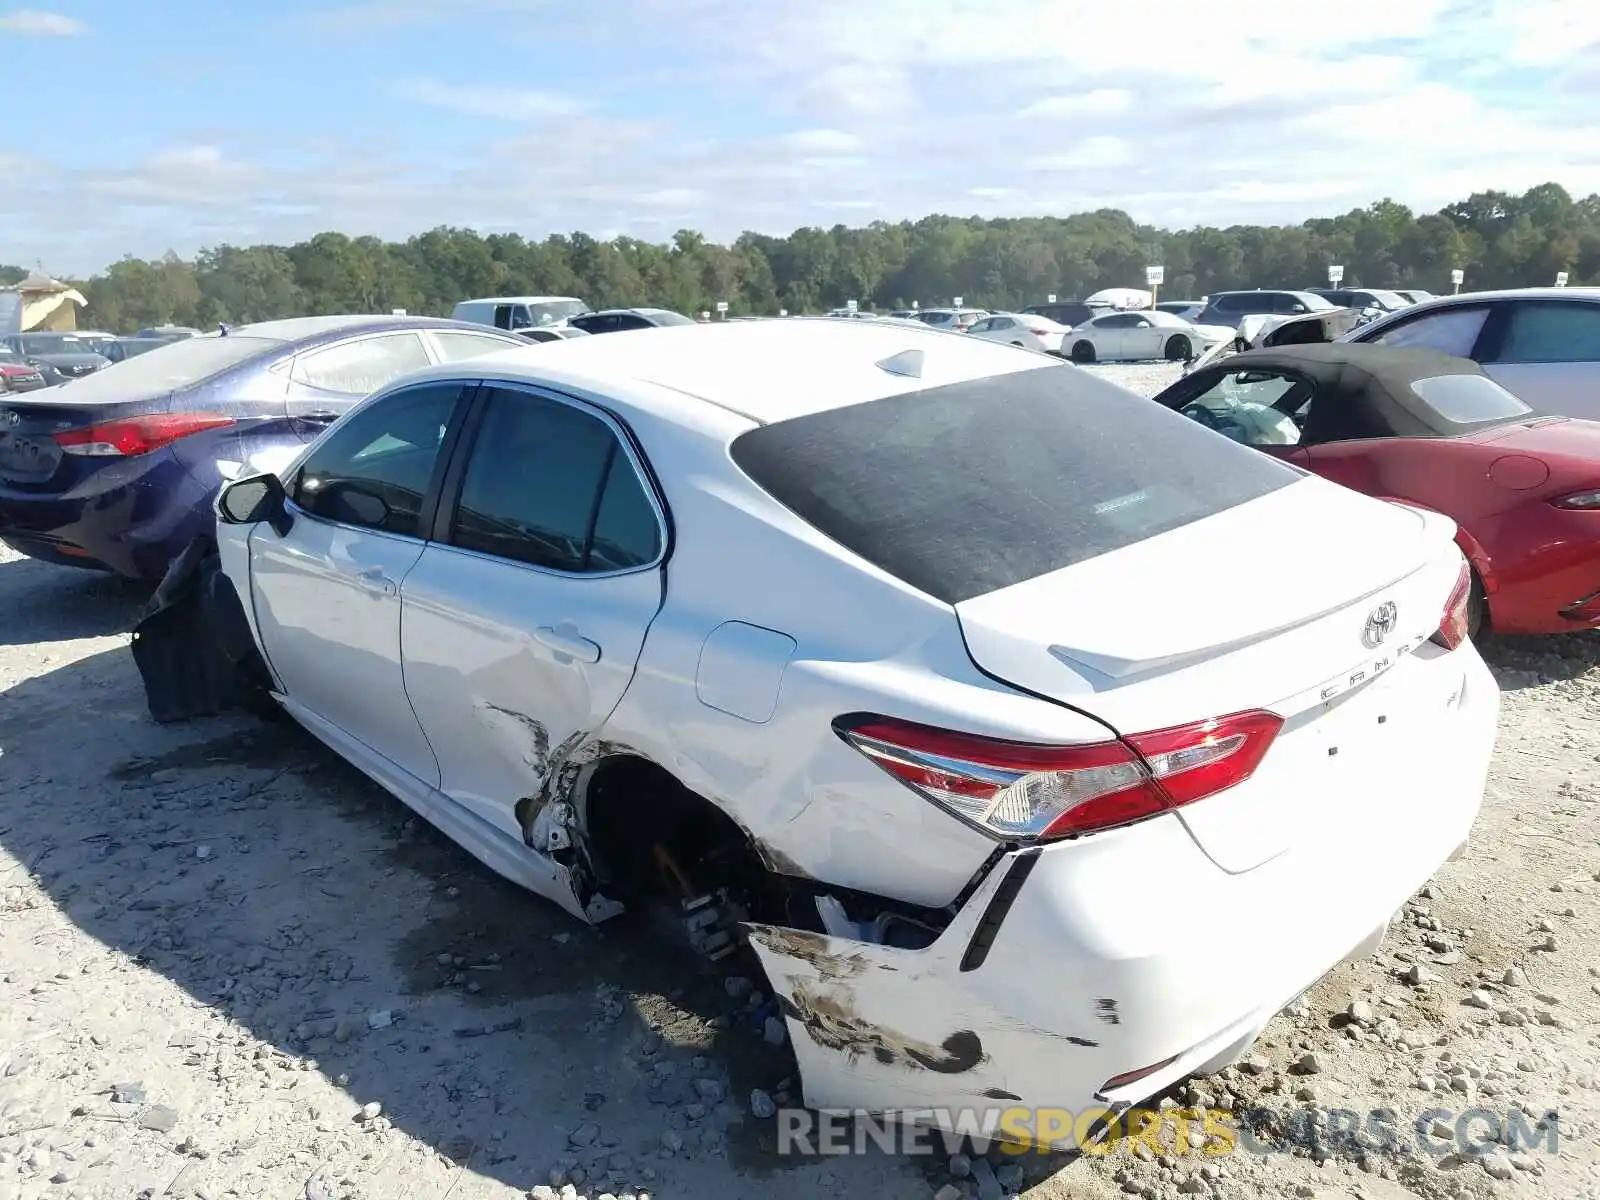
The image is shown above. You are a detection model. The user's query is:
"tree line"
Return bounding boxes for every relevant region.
[7,183,1599,334]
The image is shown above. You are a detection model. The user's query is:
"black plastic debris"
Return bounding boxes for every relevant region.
[130,536,271,724]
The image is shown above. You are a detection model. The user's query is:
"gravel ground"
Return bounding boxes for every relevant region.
[1,360,1597,1200]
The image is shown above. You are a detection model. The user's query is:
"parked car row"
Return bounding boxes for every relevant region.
[0,315,530,578]
[127,316,1500,1152]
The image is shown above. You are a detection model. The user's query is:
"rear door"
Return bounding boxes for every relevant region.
[284,331,434,436]
[400,384,668,843]
[1475,298,1600,419]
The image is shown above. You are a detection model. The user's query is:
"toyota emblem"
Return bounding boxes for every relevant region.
[1,410,17,427]
[1362,601,1398,649]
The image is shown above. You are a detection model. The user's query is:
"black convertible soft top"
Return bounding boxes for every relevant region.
[1171,342,1533,442]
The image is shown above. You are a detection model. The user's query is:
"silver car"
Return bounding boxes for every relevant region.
[1343,287,1600,420]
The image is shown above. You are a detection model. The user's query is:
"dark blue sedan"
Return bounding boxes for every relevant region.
[0,314,529,579]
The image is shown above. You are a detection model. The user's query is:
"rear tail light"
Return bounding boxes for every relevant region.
[1430,560,1472,650]
[1552,490,1600,510]
[54,413,235,457]
[836,710,1283,841]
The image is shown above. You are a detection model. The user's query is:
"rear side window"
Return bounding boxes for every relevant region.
[448,388,662,573]
[1411,375,1531,422]
[431,330,522,361]
[730,365,1299,604]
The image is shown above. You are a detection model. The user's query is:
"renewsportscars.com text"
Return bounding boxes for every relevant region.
[775,1105,1561,1158]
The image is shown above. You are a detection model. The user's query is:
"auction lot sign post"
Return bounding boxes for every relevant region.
[1145,264,1163,307]
[774,1104,1561,1161]
[1328,264,1344,286]
[1452,268,1465,294]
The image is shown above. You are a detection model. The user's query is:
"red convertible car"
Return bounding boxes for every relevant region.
[1152,343,1600,637]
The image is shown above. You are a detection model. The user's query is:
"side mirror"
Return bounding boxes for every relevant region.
[219,472,292,537]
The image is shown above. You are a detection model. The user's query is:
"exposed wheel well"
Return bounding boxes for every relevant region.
[577,754,955,945]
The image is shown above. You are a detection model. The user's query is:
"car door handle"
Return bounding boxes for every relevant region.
[301,410,340,424]
[533,625,601,664]
[355,569,397,597]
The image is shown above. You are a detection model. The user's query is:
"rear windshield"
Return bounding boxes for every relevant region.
[51,335,280,401]
[730,365,1301,604]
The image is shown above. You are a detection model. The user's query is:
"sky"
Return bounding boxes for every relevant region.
[4,0,1600,275]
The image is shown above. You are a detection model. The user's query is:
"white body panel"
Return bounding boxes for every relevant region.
[215,318,1500,1140]
[247,512,440,787]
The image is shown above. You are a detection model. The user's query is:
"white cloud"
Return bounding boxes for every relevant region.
[7,0,1600,273]
[0,9,86,35]
[396,78,582,120]
[1020,89,1132,119]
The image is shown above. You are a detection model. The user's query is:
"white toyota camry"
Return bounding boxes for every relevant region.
[211,319,1497,1147]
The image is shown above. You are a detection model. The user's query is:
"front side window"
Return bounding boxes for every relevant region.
[449,388,661,573]
[1370,307,1489,356]
[291,383,463,536]
[1175,371,1306,447]
[1492,302,1600,364]
[291,333,431,395]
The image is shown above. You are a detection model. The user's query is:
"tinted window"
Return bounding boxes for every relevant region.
[730,365,1299,604]
[571,314,618,335]
[1493,302,1600,363]
[613,314,654,331]
[291,383,462,536]
[450,388,660,572]
[1370,307,1489,356]
[37,334,278,401]
[1411,375,1531,422]
[1098,313,1141,328]
[431,330,523,362]
[1176,371,1306,447]
[292,333,431,394]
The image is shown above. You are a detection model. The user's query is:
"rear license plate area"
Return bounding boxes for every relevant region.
[0,432,59,477]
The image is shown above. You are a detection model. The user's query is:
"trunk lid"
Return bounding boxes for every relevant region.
[0,392,172,490]
[955,477,1454,871]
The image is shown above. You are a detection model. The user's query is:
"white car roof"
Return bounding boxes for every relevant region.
[456,295,585,305]
[1392,286,1600,304]
[402,316,1058,427]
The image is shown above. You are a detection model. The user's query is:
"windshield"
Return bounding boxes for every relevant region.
[20,334,96,355]
[643,310,696,326]
[530,300,589,325]
[1366,290,1410,310]
[51,334,281,400]
[1298,294,1336,311]
[731,364,1298,604]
